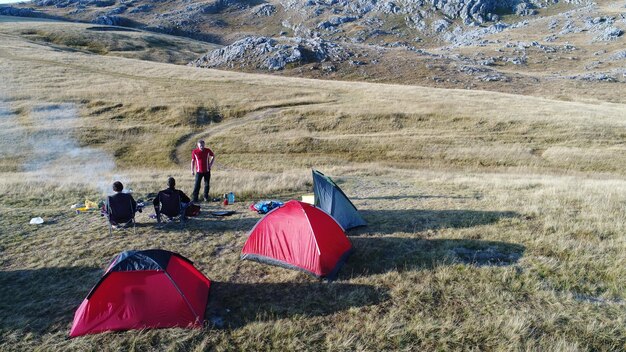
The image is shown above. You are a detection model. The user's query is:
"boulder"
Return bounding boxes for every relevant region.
[594,27,623,41]
[193,36,350,71]
[252,4,276,17]
[431,19,451,33]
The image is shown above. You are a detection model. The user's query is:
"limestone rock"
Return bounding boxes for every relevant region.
[594,27,623,41]
[192,36,350,71]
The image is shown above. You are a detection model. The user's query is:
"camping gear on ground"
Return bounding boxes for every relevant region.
[312,169,366,230]
[211,210,236,217]
[250,200,284,214]
[222,192,235,205]
[69,249,211,338]
[29,217,44,224]
[241,200,352,280]
[73,199,104,213]
[75,208,89,214]
[186,203,201,217]
[301,194,315,204]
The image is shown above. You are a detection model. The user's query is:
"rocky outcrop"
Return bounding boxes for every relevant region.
[252,4,276,17]
[0,6,40,17]
[6,0,620,74]
[569,72,618,82]
[0,5,64,19]
[93,14,132,26]
[192,36,349,70]
[8,0,590,45]
[608,50,626,61]
[35,0,116,7]
[594,27,624,41]
[318,15,358,30]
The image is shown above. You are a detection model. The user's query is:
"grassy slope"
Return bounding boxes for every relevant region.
[6,2,626,104]
[1,18,626,351]
[0,18,220,65]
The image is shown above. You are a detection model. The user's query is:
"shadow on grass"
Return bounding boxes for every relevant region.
[343,238,525,278]
[147,211,260,234]
[0,266,101,334]
[86,26,139,32]
[354,194,481,201]
[206,281,388,329]
[354,209,519,235]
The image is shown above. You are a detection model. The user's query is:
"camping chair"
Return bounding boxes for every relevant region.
[104,196,137,236]
[155,191,186,227]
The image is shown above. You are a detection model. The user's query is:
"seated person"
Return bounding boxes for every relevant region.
[153,177,191,223]
[104,181,139,226]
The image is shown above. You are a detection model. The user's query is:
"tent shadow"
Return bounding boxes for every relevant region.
[353,194,481,201]
[343,237,526,279]
[206,281,388,329]
[0,266,101,334]
[352,209,519,235]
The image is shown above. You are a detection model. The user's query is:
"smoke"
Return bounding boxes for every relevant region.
[0,94,27,160]
[0,97,125,195]
[23,103,124,195]
[0,59,129,196]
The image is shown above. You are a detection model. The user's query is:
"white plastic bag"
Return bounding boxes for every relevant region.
[29,217,44,225]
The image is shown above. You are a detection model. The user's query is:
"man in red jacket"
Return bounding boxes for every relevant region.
[191,139,215,202]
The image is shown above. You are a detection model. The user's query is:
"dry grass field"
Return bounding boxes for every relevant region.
[0,18,219,64]
[1,17,626,351]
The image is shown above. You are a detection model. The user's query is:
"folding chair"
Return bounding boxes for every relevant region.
[105,196,137,236]
[155,191,186,227]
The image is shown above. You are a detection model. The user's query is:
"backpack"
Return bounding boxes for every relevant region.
[186,204,201,217]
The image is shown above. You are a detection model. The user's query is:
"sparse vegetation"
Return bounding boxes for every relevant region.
[1,17,626,351]
[6,20,219,64]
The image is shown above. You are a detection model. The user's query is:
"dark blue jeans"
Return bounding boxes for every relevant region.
[192,171,211,201]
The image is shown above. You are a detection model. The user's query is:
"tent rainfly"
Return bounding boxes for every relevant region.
[70,249,211,337]
[241,200,352,279]
[312,169,366,230]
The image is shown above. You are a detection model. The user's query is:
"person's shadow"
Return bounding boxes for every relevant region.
[205,281,388,329]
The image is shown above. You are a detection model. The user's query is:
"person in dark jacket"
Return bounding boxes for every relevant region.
[105,181,138,225]
[153,177,191,223]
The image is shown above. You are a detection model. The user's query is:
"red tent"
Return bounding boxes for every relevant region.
[70,249,211,338]
[241,200,352,279]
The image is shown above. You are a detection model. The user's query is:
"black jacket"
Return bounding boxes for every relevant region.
[153,188,191,217]
[107,192,137,223]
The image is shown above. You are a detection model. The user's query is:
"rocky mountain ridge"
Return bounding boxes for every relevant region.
[2,0,624,92]
[4,0,595,45]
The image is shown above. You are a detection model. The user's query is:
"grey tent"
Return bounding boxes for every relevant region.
[312,170,366,230]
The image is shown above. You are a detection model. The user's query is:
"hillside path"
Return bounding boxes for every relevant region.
[173,108,280,166]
